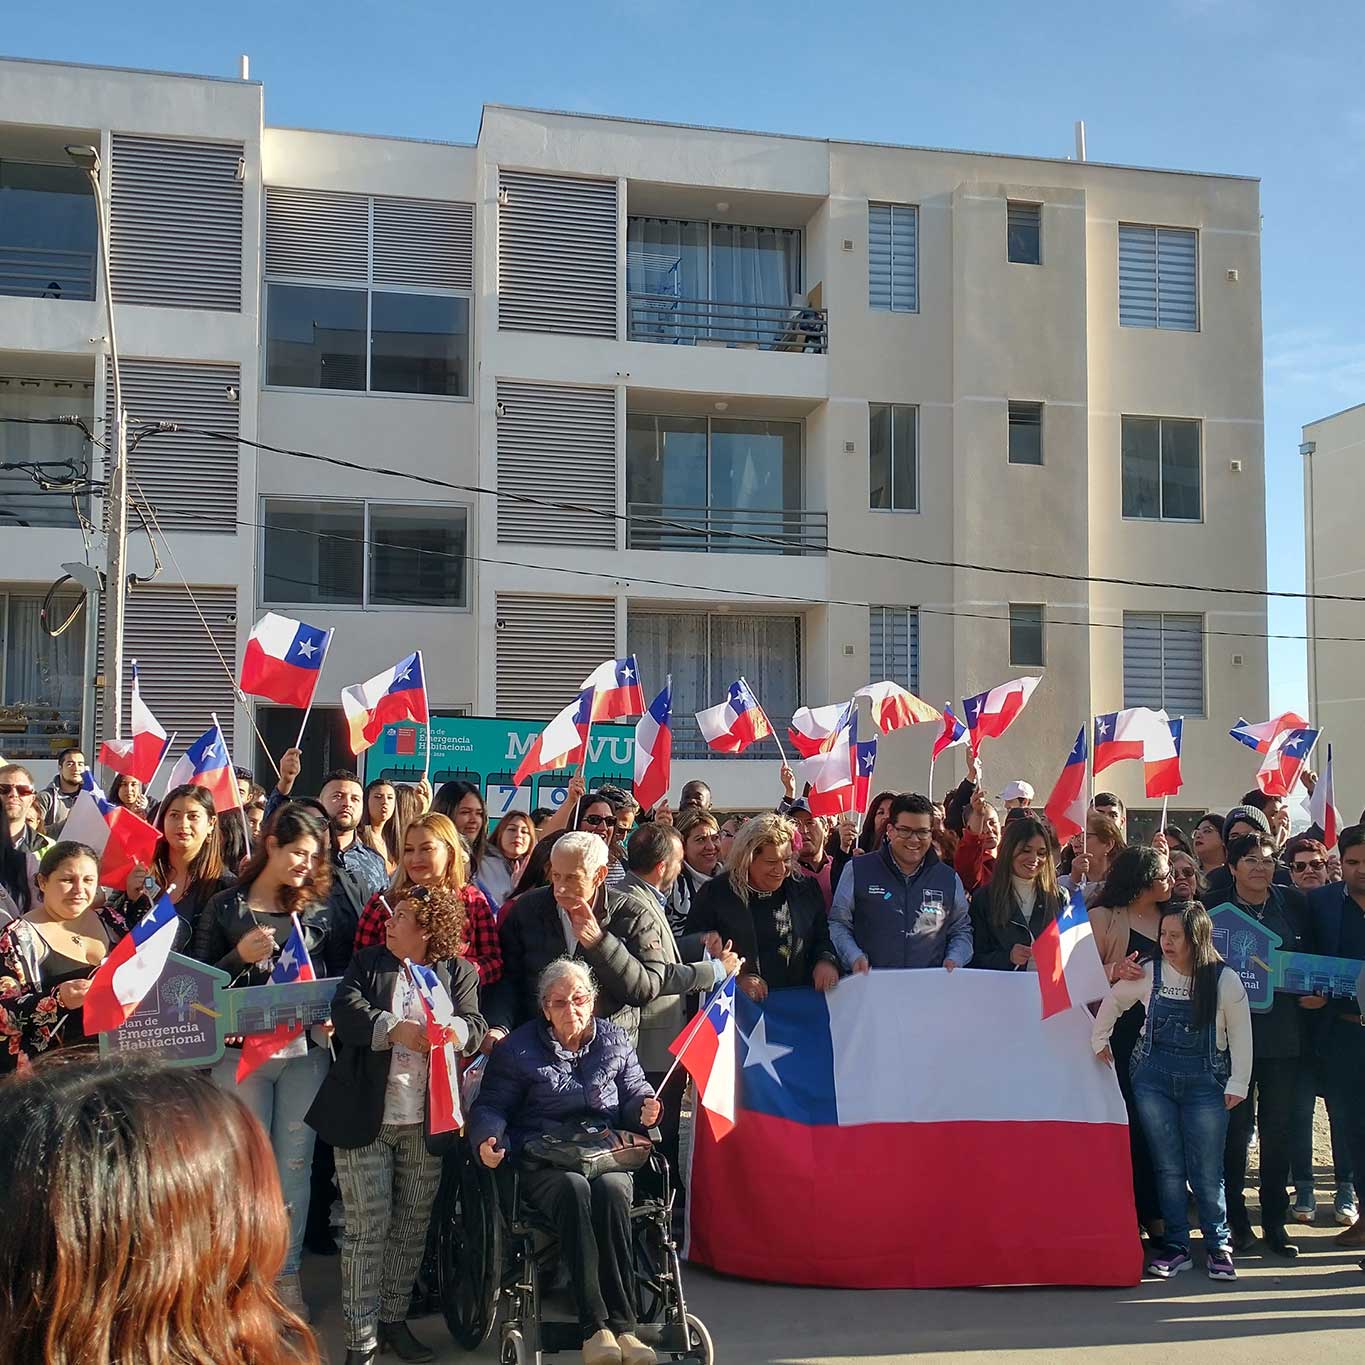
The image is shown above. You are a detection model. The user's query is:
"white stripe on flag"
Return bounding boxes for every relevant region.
[110,914,178,1007]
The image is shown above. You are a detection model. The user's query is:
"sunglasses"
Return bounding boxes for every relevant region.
[1292,859,1326,873]
[581,814,612,827]
[0,783,35,797]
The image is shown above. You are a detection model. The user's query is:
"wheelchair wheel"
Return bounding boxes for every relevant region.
[500,1326,530,1365]
[437,1144,502,1350]
[681,1312,714,1365]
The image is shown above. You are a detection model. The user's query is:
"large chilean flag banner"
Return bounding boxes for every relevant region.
[686,971,1142,1289]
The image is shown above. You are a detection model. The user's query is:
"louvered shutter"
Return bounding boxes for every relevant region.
[1118,225,1158,328]
[374,197,474,290]
[264,186,369,281]
[497,170,618,337]
[496,381,616,547]
[869,607,919,693]
[109,135,243,310]
[1159,614,1205,716]
[1123,612,1165,710]
[96,585,239,752]
[1155,228,1198,331]
[869,203,917,312]
[106,359,239,531]
[495,594,617,719]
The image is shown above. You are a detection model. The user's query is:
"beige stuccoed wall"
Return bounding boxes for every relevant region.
[1303,404,1365,823]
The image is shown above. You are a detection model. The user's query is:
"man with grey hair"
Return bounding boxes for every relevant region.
[485,830,667,1048]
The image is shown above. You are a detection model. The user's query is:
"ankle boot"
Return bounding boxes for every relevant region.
[1264,1223,1299,1258]
[378,1320,435,1363]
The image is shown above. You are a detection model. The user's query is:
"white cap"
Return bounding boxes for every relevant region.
[999,780,1035,803]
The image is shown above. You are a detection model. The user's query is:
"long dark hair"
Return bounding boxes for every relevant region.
[986,815,1061,932]
[858,791,896,853]
[151,784,224,894]
[510,829,567,899]
[236,803,332,916]
[1095,845,1169,911]
[433,780,487,865]
[0,1054,317,1365]
[359,778,401,866]
[107,772,143,811]
[1159,900,1224,1031]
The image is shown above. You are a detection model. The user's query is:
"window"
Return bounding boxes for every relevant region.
[869,203,918,312]
[0,159,97,301]
[1,590,83,761]
[869,607,920,693]
[262,499,468,608]
[1123,612,1204,716]
[1008,402,1043,465]
[1119,225,1198,331]
[266,285,367,391]
[1007,202,1041,265]
[626,414,804,552]
[629,611,800,760]
[370,291,469,396]
[1121,416,1201,521]
[869,403,917,511]
[1009,604,1045,668]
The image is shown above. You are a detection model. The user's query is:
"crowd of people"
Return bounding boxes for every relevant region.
[2,741,1364,1364]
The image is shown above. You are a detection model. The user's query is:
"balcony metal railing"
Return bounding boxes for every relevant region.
[0,244,96,301]
[627,502,828,555]
[670,713,795,762]
[627,292,828,353]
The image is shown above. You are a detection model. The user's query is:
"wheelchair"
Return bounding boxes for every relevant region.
[435,1135,714,1365]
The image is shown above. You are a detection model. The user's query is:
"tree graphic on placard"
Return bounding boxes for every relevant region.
[1228,930,1257,971]
[163,975,196,1022]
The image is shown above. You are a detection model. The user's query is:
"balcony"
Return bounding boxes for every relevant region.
[0,157,97,303]
[0,244,95,301]
[627,502,827,555]
[627,290,828,354]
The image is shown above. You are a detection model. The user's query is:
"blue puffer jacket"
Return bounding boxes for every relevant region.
[467,1017,654,1156]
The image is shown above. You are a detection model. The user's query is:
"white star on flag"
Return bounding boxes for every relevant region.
[739,1013,793,1085]
[278,947,296,972]
[296,638,318,659]
[621,665,634,680]
[395,664,412,683]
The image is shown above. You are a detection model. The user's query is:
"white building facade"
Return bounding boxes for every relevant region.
[0,58,1270,816]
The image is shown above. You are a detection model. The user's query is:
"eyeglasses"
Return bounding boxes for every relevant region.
[890,825,933,841]
[0,783,35,797]
[546,992,592,1011]
[581,814,612,827]
[1240,856,1277,869]
[1292,859,1326,873]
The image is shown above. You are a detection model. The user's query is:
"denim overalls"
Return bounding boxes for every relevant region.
[1130,956,1233,1253]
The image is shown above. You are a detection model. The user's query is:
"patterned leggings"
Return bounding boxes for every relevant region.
[335,1124,442,1350]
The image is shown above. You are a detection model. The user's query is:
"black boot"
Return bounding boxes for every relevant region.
[344,1350,376,1365]
[1264,1223,1299,1259]
[378,1320,435,1363]
[1229,1219,1257,1253]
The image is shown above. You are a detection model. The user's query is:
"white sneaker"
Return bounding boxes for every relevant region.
[618,1331,658,1365]
[582,1328,622,1365]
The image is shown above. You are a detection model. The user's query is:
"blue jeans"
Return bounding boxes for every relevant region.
[211,1046,329,1274]
[1133,1065,1231,1253]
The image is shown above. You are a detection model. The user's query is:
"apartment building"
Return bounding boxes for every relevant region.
[1301,405,1365,822]
[0,56,1269,814]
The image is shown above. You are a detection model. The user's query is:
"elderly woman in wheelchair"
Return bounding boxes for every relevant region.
[469,957,662,1365]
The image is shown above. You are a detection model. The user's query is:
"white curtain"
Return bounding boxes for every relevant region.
[0,382,91,527]
[628,612,710,756]
[4,593,83,713]
[710,224,802,345]
[711,615,801,740]
[626,218,707,342]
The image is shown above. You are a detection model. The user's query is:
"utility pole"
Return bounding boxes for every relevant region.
[67,143,127,745]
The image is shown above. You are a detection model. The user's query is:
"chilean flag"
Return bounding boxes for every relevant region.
[961,677,1041,756]
[513,689,593,786]
[1230,712,1310,754]
[82,891,179,1034]
[853,730,878,812]
[60,772,161,888]
[1043,727,1088,842]
[789,701,851,759]
[581,657,646,722]
[669,974,736,1139]
[633,679,673,812]
[854,681,941,735]
[1147,716,1184,800]
[342,652,429,755]
[932,703,968,761]
[799,711,857,817]
[97,660,171,784]
[686,972,1140,1288]
[164,723,240,814]
[236,915,316,1082]
[240,612,331,709]
[1093,708,1180,797]
[1033,888,1111,1021]
[695,678,772,755]
[408,959,465,1134]
[1309,742,1343,847]
[1256,726,1319,799]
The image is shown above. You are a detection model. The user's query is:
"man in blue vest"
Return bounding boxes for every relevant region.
[829,792,972,972]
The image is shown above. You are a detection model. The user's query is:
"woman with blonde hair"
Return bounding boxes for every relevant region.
[684,812,839,1002]
[351,812,502,987]
[0,1054,318,1365]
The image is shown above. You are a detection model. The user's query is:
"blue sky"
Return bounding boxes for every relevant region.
[10,0,1363,714]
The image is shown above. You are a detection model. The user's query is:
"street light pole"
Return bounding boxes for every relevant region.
[68,143,127,745]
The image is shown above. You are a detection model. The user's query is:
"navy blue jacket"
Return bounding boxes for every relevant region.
[1308,882,1365,1013]
[468,1017,654,1157]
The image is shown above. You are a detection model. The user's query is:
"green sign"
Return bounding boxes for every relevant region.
[364,716,636,823]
